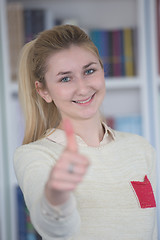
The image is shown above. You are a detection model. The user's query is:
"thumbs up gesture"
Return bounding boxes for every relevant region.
[45,119,90,206]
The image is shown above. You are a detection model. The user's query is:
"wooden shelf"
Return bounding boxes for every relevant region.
[105,77,141,89]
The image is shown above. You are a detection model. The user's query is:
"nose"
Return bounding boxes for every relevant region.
[76,76,89,95]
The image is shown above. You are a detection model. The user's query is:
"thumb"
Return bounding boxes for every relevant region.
[63,119,78,153]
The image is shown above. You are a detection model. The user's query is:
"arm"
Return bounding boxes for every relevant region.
[14,120,89,239]
[14,145,81,240]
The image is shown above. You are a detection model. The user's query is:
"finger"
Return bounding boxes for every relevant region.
[51,181,76,191]
[59,151,89,166]
[54,161,88,176]
[63,119,78,152]
[52,170,82,183]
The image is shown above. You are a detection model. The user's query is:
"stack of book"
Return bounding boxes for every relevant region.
[90,28,137,78]
[24,9,45,43]
[106,115,142,136]
[7,3,24,81]
[7,5,46,81]
[16,186,42,240]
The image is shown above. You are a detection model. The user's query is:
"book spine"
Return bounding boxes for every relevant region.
[90,30,110,77]
[16,186,42,240]
[24,9,33,43]
[100,30,109,77]
[132,28,138,75]
[120,30,125,76]
[106,117,115,129]
[31,9,45,39]
[124,28,134,76]
[108,30,113,77]
[112,30,121,76]
[25,207,37,240]
[16,186,27,240]
[24,9,45,43]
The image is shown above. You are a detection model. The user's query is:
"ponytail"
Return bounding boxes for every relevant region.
[18,40,60,144]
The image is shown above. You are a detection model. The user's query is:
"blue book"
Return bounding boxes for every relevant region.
[24,9,33,43]
[120,30,125,76]
[115,115,142,136]
[90,30,111,77]
[100,30,110,77]
[31,9,45,39]
[25,207,37,240]
[16,186,42,240]
[16,186,27,240]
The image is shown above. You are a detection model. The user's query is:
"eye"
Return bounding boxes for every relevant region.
[61,76,70,82]
[85,69,95,75]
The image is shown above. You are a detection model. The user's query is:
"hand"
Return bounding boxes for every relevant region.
[45,119,90,206]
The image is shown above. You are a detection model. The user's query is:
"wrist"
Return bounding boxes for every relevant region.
[45,185,70,206]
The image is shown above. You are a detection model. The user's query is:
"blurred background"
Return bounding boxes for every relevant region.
[0,0,160,239]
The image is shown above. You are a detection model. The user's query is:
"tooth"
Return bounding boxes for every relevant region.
[76,96,92,104]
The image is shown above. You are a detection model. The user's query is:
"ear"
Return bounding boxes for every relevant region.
[35,81,52,103]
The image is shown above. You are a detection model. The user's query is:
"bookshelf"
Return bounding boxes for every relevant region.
[0,0,159,239]
[0,0,12,239]
[148,0,160,233]
[105,78,141,89]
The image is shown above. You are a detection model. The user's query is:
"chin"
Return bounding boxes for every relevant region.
[78,109,99,120]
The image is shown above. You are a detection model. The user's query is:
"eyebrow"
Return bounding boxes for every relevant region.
[56,62,97,76]
[83,61,97,69]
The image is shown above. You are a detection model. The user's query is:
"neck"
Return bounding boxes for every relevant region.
[59,114,105,147]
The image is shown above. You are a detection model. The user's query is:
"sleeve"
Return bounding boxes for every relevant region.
[13,144,81,240]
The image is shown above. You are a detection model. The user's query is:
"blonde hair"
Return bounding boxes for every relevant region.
[18,24,103,144]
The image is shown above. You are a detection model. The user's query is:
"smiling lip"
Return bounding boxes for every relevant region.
[72,93,95,104]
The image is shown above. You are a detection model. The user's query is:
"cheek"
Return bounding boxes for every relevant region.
[52,86,73,101]
[95,74,106,90]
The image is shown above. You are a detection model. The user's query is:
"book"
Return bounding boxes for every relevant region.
[90,28,137,78]
[24,9,45,43]
[32,10,45,38]
[107,30,113,77]
[106,115,142,136]
[15,186,42,240]
[24,9,33,43]
[123,28,135,76]
[7,3,24,81]
[115,115,142,136]
[16,186,27,240]
[112,30,122,76]
[25,207,37,240]
[100,30,110,77]
[90,29,112,77]
[119,29,126,76]
[106,117,115,129]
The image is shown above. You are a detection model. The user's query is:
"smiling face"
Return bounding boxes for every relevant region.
[36,44,106,123]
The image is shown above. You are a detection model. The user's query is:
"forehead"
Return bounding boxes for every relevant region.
[46,45,99,71]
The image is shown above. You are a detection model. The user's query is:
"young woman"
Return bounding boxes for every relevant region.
[14,24,157,240]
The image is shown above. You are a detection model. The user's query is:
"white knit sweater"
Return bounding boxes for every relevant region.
[14,125,157,240]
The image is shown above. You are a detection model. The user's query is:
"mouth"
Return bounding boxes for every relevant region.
[72,93,95,104]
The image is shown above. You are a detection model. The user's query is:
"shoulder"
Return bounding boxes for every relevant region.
[14,138,49,157]
[14,137,64,166]
[114,130,154,149]
[113,130,156,172]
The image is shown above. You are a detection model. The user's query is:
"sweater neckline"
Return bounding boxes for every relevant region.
[45,122,116,148]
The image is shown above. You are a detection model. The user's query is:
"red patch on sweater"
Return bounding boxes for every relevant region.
[131,175,156,208]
